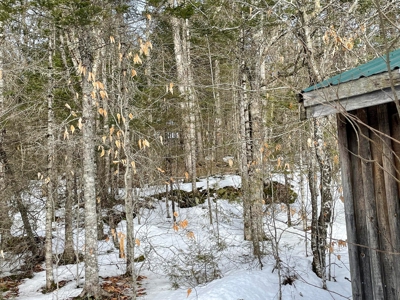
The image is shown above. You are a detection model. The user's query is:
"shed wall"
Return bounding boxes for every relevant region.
[337,102,400,300]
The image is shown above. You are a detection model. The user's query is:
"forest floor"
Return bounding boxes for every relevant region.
[2,175,352,300]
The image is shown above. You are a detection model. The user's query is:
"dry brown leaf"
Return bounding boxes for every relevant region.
[180,219,188,229]
[228,159,234,167]
[63,127,69,140]
[134,53,142,64]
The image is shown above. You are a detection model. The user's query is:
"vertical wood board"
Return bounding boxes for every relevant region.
[356,108,384,298]
[347,119,374,300]
[337,114,362,299]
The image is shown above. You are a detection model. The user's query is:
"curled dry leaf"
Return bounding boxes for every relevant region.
[338,240,347,248]
[180,219,188,229]
[134,53,142,64]
[64,127,69,140]
[228,159,233,167]
[100,90,108,99]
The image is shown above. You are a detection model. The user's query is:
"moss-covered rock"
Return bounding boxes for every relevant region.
[263,181,297,204]
[153,189,206,208]
[212,186,242,202]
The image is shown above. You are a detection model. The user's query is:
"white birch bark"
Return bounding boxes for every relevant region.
[295,0,334,283]
[45,27,55,289]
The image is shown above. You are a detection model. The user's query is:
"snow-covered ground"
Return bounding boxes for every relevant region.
[9,175,352,299]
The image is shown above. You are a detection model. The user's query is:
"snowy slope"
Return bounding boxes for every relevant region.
[14,175,352,300]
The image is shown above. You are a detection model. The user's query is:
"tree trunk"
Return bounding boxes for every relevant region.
[238,12,265,258]
[45,27,55,289]
[170,4,197,192]
[118,15,137,291]
[314,117,333,288]
[308,143,321,277]
[78,29,102,298]
[295,2,334,282]
[63,143,76,264]
[239,54,251,241]
[0,21,10,251]
[213,59,222,162]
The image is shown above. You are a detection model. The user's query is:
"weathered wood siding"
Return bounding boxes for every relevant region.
[337,102,400,300]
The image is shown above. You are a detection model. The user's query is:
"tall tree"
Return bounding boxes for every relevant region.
[169,0,198,192]
[78,27,102,297]
[45,24,55,290]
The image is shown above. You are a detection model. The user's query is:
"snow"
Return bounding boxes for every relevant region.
[10,174,352,300]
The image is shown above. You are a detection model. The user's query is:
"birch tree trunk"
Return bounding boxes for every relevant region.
[295,0,334,283]
[314,117,333,288]
[45,27,55,290]
[238,27,251,240]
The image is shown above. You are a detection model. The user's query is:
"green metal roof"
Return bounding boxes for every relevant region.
[302,48,400,93]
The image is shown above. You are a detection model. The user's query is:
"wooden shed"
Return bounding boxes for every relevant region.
[300,49,400,300]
